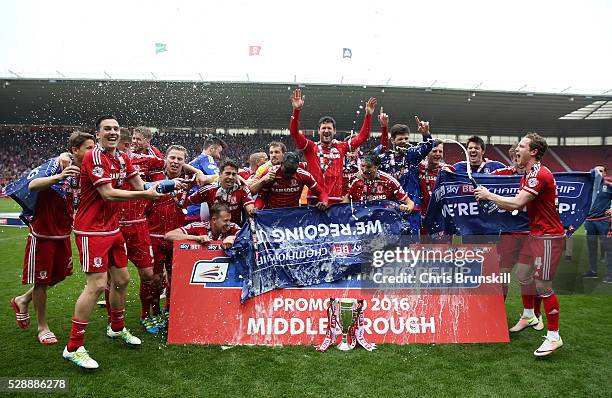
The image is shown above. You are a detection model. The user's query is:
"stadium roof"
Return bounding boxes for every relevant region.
[1,79,611,137]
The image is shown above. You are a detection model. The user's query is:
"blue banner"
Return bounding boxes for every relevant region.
[2,158,65,223]
[228,202,409,301]
[424,171,594,236]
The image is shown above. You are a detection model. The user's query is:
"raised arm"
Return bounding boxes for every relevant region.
[403,115,434,164]
[378,107,389,152]
[289,89,309,151]
[348,97,376,150]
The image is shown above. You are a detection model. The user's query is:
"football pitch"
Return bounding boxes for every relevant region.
[1,198,611,397]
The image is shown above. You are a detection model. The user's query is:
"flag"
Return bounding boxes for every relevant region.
[155,42,167,54]
[342,48,352,59]
[249,45,261,56]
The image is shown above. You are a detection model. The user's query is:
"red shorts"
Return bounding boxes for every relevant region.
[76,233,128,273]
[150,236,173,275]
[518,235,565,281]
[120,222,153,269]
[497,233,529,269]
[22,235,73,285]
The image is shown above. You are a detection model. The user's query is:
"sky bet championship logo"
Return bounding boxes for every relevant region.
[190,258,229,284]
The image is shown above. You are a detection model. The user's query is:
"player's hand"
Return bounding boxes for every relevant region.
[197,235,211,244]
[246,206,256,216]
[415,116,430,135]
[378,106,389,127]
[222,235,236,249]
[143,183,164,200]
[441,165,453,173]
[264,169,276,183]
[172,178,188,190]
[59,165,80,179]
[194,171,207,186]
[58,152,72,169]
[606,208,612,217]
[365,97,377,115]
[316,201,328,211]
[474,186,491,201]
[291,89,305,110]
[399,200,414,213]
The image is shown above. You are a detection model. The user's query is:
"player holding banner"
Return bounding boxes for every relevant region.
[474,133,565,357]
[9,132,95,345]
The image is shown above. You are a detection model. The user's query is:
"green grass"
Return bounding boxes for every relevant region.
[0,198,20,212]
[2,226,612,397]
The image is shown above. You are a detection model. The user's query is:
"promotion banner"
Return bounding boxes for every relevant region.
[168,242,509,345]
[229,203,410,301]
[425,171,594,236]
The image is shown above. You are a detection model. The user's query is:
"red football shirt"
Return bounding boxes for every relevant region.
[519,162,564,236]
[290,108,371,203]
[119,153,165,223]
[255,166,327,209]
[179,221,241,240]
[418,162,456,213]
[146,171,194,237]
[74,145,138,235]
[238,167,254,181]
[491,166,520,176]
[348,171,408,203]
[187,183,254,225]
[29,179,76,239]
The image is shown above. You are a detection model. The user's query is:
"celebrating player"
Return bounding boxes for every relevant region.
[377,110,434,234]
[418,139,456,236]
[10,132,94,346]
[146,145,196,325]
[165,203,241,249]
[289,88,375,204]
[343,152,415,213]
[131,126,163,158]
[239,151,268,182]
[253,152,328,210]
[185,136,226,222]
[489,144,540,317]
[453,135,505,174]
[63,116,163,369]
[187,160,255,225]
[474,133,565,357]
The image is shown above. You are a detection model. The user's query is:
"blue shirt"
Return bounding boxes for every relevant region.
[453,160,506,174]
[185,154,220,219]
[376,134,434,210]
[587,168,612,219]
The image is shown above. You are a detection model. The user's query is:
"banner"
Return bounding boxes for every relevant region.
[3,158,70,223]
[228,202,411,301]
[168,242,509,345]
[425,172,594,236]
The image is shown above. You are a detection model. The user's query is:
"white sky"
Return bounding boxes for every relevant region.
[1,0,611,94]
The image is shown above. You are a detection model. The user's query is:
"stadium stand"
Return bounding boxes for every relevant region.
[1,126,609,188]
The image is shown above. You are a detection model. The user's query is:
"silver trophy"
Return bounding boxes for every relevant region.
[337,298,357,351]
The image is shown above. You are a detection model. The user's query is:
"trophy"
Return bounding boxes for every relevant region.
[315,297,376,352]
[337,298,357,351]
